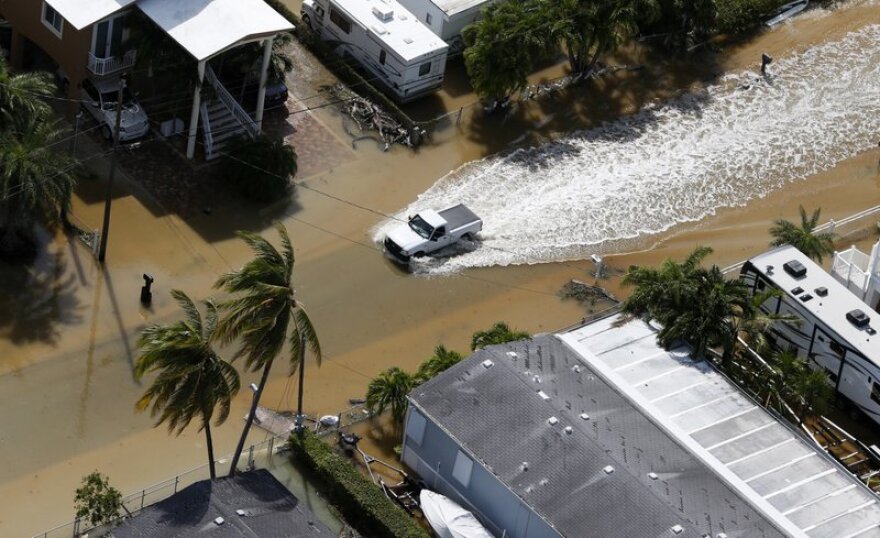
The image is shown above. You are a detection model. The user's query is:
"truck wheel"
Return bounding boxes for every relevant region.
[462,233,474,242]
[302,14,311,29]
[414,251,425,258]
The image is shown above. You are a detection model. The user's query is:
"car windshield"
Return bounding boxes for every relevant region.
[100,87,135,110]
[408,215,434,239]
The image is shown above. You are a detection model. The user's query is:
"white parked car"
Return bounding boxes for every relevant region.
[80,77,150,141]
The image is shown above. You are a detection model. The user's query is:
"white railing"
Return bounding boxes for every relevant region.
[204,65,258,139]
[87,50,137,76]
[832,247,872,296]
[200,101,215,160]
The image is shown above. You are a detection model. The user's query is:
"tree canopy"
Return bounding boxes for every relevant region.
[769,206,836,263]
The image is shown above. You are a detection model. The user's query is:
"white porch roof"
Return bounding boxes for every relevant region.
[45,0,136,30]
[136,0,294,62]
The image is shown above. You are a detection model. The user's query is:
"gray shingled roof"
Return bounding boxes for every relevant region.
[113,469,332,537]
[411,335,789,538]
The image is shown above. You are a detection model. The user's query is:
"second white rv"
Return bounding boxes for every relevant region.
[396,0,498,48]
[301,0,448,102]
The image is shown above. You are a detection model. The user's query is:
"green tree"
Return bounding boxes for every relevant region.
[415,345,463,383]
[719,289,798,367]
[471,321,531,351]
[134,290,240,479]
[366,367,416,425]
[769,206,837,263]
[223,134,297,203]
[463,0,547,103]
[0,56,53,131]
[74,471,122,529]
[0,114,78,258]
[639,0,716,52]
[213,223,321,476]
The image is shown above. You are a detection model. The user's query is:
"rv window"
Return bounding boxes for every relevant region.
[419,62,431,77]
[829,340,845,358]
[756,279,766,291]
[329,8,352,34]
[426,13,433,25]
[42,2,64,36]
[379,49,386,65]
[872,383,880,406]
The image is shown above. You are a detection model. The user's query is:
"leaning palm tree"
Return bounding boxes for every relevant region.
[213,223,321,476]
[415,345,463,384]
[470,322,530,351]
[769,206,837,263]
[366,367,416,426]
[0,114,77,258]
[134,290,240,479]
[0,55,53,131]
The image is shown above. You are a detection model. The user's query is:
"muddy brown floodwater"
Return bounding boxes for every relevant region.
[2,1,880,534]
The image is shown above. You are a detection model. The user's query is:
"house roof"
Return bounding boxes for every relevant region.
[410,332,791,538]
[45,0,136,30]
[112,469,333,537]
[744,245,879,366]
[136,0,294,62]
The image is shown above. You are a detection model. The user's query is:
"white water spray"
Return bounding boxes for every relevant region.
[376,25,880,274]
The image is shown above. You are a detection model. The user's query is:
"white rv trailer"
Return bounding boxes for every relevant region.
[395,0,498,47]
[740,246,880,425]
[301,0,448,102]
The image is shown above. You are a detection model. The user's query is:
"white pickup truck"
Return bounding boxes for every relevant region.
[384,204,482,261]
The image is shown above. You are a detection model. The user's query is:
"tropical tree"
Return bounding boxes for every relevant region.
[769,206,837,263]
[0,55,53,130]
[366,367,416,425]
[638,0,715,52]
[719,289,798,366]
[134,290,240,479]
[471,321,531,351]
[415,345,463,383]
[213,223,321,476]
[223,134,296,203]
[74,471,122,529]
[0,114,78,258]
[463,0,548,103]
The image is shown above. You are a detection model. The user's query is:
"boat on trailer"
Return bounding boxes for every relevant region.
[765,0,809,27]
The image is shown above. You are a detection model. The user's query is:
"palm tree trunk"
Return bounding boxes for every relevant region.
[228,358,273,477]
[205,421,216,479]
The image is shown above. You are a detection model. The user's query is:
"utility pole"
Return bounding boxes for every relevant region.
[295,332,307,438]
[98,78,124,263]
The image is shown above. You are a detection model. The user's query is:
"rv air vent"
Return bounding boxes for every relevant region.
[815,287,828,297]
[214,517,225,526]
[481,359,494,369]
[371,24,388,35]
[783,260,807,278]
[579,413,590,420]
[564,426,573,435]
[648,472,659,480]
[371,6,394,21]
[603,465,614,474]
[672,525,684,535]
[537,390,550,400]
[548,416,558,425]
[403,37,414,44]
[847,309,870,328]
[791,286,804,295]
[799,294,813,302]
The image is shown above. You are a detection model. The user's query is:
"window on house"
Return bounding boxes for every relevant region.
[419,62,431,77]
[379,49,387,65]
[452,450,473,488]
[871,382,880,406]
[329,8,352,34]
[42,2,64,37]
[406,409,426,445]
[426,13,433,25]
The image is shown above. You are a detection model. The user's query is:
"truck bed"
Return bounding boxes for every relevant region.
[439,204,481,232]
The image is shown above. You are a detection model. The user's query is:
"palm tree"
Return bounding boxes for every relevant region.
[213,222,321,476]
[415,345,463,384]
[0,55,53,131]
[719,290,798,367]
[0,114,77,258]
[366,367,416,425]
[134,290,240,479]
[471,322,531,351]
[769,206,837,263]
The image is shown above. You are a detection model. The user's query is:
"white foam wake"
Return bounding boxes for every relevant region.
[375,25,880,274]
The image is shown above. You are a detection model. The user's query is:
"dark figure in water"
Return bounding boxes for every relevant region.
[761,53,773,75]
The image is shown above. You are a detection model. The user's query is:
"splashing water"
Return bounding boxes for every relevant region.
[375,25,880,274]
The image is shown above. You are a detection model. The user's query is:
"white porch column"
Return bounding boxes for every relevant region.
[186,60,207,159]
[255,37,273,132]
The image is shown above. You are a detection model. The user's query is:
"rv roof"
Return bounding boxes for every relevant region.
[332,0,447,62]
[746,246,879,366]
[430,0,494,17]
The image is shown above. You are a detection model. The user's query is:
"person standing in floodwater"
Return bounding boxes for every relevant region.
[761,53,773,75]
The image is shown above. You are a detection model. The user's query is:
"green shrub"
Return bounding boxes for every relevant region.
[289,431,429,538]
[714,0,789,34]
[223,134,296,203]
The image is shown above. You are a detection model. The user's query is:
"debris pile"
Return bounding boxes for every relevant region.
[329,84,419,150]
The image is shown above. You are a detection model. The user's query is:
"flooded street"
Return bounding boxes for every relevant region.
[2,1,880,534]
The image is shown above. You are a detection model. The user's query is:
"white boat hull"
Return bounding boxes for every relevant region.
[419,490,495,538]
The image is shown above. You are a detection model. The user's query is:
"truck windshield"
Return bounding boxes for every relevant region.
[408,215,434,239]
